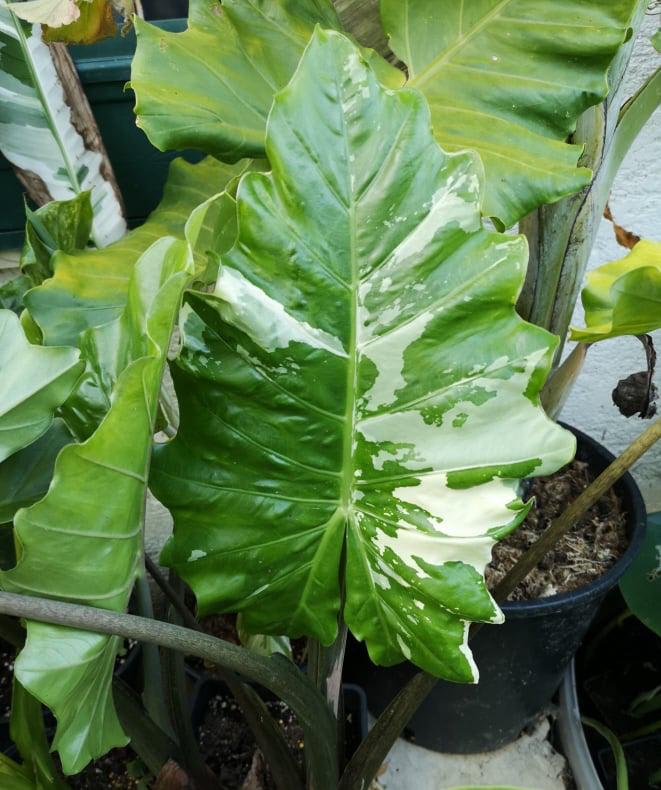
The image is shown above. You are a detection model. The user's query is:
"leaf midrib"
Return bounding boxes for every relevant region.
[411,0,512,89]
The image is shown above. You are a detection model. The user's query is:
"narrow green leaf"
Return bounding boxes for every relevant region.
[0,420,72,524]
[380,0,638,227]
[0,310,81,463]
[571,239,661,342]
[582,717,629,790]
[1,236,193,774]
[131,0,403,162]
[0,753,36,790]
[0,8,125,246]
[151,30,574,683]
[21,192,93,286]
[25,156,249,348]
[10,679,68,790]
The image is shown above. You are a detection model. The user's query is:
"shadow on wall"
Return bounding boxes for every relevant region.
[142,0,188,19]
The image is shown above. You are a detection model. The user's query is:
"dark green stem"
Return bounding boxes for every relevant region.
[135,571,173,737]
[148,559,305,790]
[0,593,332,787]
[164,574,220,790]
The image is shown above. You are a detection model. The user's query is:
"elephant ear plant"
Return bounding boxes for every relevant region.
[0,1,659,788]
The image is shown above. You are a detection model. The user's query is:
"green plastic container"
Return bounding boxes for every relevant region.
[0,19,200,249]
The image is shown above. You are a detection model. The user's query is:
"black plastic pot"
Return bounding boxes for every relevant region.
[344,425,647,753]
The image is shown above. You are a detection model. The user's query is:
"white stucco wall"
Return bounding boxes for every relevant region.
[561,13,661,511]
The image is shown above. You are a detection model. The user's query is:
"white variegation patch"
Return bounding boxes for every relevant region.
[215,266,346,357]
[0,11,125,246]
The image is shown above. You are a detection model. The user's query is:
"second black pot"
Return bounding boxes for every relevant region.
[344,425,647,753]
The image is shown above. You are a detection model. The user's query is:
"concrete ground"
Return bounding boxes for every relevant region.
[372,717,568,790]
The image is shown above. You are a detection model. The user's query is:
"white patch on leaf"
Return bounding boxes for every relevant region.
[215,266,346,357]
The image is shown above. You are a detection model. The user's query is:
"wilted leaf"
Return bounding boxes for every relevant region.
[43,0,115,44]
[5,0,79,26]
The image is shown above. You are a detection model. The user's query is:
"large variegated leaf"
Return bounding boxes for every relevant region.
[380,0,638,227]
[571,239,661,343]
[0,310,81,462]
[151,30,574,682]
[1,236,192,773]
[25,156,249,347]
[131,0,402,162]
[0,8,125,246]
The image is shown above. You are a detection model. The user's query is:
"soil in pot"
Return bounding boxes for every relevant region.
[197,688,305,788]
[485,457,628,600]
[66,747,151,789]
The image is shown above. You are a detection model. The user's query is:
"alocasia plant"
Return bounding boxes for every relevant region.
[0,1,657,787]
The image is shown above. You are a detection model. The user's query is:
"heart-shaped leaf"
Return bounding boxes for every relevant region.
[151,30,574,682]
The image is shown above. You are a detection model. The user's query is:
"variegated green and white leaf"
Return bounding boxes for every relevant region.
[150,30,575,683]
[130,0,403,162]
[380,0,638,227]
[0,8,125,246]
[0,309,81,463]
[2,235,193,774]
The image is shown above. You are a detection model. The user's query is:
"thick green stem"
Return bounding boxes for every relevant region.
[147,558,305,790]
[164,574,220,790]
[541,342,589,418]
[135,571,173,738]
[0,593,332,787]
[340,415,661,790]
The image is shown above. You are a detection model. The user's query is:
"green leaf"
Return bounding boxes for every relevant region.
[582,718,629,790]
[10,678,68,790]
[25,156,248,349]
[0,420,72,524]
[570,239,661,343]
[131,0,403,162]
[0,7,125,246]
[0,310,81,463]
[620,512,661,636]
[1,236,193,774]
[0,275,31,314]
[0,753,36,790]
[151,30,574,682]
[380,0,638,227]
[236,614,292,659]
[652,28,661,53]
[21,192,93,286]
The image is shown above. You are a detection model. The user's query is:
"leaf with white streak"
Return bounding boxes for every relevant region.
[150,31,574,683]
[0,7,125,246]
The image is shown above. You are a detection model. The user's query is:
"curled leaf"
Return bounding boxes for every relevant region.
[5,0,80,26]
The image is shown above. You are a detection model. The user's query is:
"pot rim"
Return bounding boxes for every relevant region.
[500,422,647,618]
